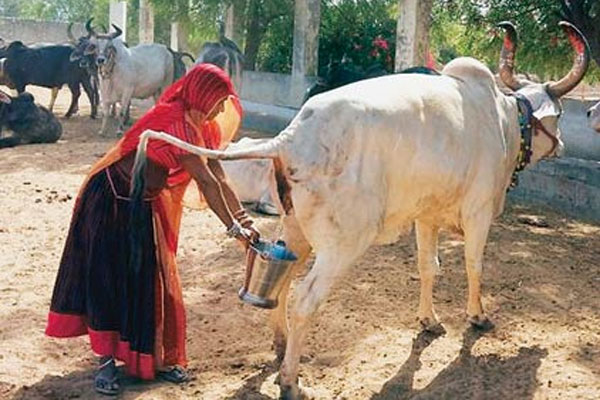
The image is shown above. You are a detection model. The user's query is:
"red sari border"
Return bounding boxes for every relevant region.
[45,311,155,380]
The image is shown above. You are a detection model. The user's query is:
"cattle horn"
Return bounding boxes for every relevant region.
[110,24,122,39]
[497,21,523,91]
[66,22,77,43]
[85,18,96,37]
[546,21,590,98]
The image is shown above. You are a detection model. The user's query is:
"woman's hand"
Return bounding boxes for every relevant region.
[227,221,259,250]
[236,227,260,250]
[246,225,261,243]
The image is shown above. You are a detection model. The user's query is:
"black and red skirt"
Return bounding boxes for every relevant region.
[46,165,158,379]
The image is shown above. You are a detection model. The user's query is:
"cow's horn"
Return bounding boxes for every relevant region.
[547,21,590,98]
[66,22,77,43]
[498,21,523,91]
[110,24,122,39]
[85,18,96,37]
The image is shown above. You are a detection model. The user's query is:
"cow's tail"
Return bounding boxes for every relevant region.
[272,157,294,215]
[179,52,195,64]
[135,130,287,161]
[132,129,294,214]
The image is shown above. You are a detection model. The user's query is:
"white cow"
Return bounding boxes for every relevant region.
[133,22,589,399]
[222,137,278,215]
[86,24,174,136]
[587,101,600,132]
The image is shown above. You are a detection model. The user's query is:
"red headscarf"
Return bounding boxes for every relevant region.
[120,63,241,161]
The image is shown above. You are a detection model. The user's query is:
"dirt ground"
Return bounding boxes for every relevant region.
[0,87,599,400]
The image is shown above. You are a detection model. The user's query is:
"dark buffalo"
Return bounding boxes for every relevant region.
[0,39,96,118]
[196,22,244,91]
[304,61,439,102]
[67,20,99,118]
[0,89,62,148]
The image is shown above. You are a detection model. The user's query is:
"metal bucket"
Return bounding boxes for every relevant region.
[238,239,298,309]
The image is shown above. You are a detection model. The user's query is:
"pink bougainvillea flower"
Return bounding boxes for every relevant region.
[373,36,389,50]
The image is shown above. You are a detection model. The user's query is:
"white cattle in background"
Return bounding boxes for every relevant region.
[85,24,174,136]
[133,22,590,399]
[222,137,278,215]
[587,101,600,132]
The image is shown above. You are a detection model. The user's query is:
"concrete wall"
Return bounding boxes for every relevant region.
[509,158,600,223]
[0,18,85,45]
[559,98,600,161]
[240,70,316,109]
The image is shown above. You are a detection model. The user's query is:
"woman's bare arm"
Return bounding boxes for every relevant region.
[179,154,234,229]
[206,158,244,216]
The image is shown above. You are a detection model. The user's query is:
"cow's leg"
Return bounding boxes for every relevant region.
[65,83,80,118]
[257,191,279,215]
[118,90,133,135]
[415,220,443,332]
[81,77,97,119]
[124,103,131,125]
[463,210,494,330]
[99,100,112,136]
[269,213,312,362]
[279,240,370,399]
[0,135,22,148]
[48,87,59,112]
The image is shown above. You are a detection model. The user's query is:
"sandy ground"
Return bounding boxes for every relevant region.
[0,87,599,400]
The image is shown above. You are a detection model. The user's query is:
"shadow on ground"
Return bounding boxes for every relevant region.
[372,326,548,400]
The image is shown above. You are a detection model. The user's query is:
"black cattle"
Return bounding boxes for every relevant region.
[0,40,96,118]
[196,22,244,91]
[67,20,99,118]
[304,61,439,103]
[0,89,62,148]
[169,49,195,81]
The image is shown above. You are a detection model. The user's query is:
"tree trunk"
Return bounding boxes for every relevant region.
[395,0,433,71]
[225,0,247,49]
[244,0,265,70]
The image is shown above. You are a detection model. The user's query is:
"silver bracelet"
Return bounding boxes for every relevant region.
[226,220,243,238]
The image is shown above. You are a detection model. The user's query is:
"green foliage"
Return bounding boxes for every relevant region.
[151,0,227,50]
[6,0,110,24]
[430,0,600,83]
[255,0,398,75]
[318,0,397,74]
[3,0,599,82]
[256,13,293,73]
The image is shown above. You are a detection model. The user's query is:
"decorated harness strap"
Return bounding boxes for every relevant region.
[508,93,534,190]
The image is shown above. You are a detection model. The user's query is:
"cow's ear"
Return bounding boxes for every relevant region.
[0,90,12,104]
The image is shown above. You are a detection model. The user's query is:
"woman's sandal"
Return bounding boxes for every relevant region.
[94,357,120,396]
[158,365,190,383]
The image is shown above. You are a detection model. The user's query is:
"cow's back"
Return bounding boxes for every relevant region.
[6,45,81,88]
[281,58,513,242]
[125,43,174,98]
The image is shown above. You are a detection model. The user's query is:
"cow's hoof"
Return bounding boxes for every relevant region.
[419,318,446,335]
[279,384,311,400]
[468,315,495,331]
